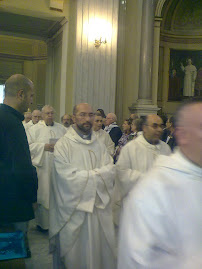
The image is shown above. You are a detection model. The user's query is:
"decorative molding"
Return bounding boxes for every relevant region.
[155,0,167,17]
[0,53,47,61]
[160,33,202,44]
[50,0,64,11]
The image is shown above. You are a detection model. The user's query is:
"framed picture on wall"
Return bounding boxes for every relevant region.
[168,49,202,101]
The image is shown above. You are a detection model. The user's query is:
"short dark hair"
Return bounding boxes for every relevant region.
[4,74,33,97]
[97,108,106,118]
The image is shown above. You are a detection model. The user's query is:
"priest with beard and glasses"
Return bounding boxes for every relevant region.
[49,103,116,269]
[27,105,66,231]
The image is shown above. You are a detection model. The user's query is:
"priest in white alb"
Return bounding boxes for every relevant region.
[27,105,66,230]
[49,103,116,269]
[93,112,115,156]
[113,115,171,226]
[24,109,41,133]
[118,100,202,269]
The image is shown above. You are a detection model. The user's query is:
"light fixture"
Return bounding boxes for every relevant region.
[83,18,112,49]
[94,37,107,48]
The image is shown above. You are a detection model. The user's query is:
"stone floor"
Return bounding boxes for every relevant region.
[25,219,53,269]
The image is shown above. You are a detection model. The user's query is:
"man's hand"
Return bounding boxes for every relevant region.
[44,143,55,152]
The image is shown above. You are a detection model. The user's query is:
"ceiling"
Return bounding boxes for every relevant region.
[0,11,65,40]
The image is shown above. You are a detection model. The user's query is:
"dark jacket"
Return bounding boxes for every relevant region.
[109,127,122,147]
[0,104,38,223]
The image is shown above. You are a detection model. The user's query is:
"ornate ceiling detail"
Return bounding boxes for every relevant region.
[160,0,202,42]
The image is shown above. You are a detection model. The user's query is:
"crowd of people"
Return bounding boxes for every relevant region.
[0,74,202,269]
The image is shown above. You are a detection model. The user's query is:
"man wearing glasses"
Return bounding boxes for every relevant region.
[113,114,171,227]
[49,103,116,269]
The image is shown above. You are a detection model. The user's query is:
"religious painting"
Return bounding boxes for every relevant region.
[168,49,202,101]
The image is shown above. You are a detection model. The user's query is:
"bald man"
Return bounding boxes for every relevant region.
[0,74,38,265]
[104,113,122,146]
[113,114,171,226]
[118,101,202,269]
[24,109,42,133]
[50,103,116,269]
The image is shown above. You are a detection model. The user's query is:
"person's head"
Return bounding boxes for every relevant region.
[96,109,106,118]
[130,113,139,120]
[93,113,103,131]
[174,101,202,167]
[122,119,132,134]
[32,110,42,124]
[142,114,164,145]
[61,114,72,128]
[73,103,94,135]
[166,116,175,131]
[105,113,117,126]
[42,105,54,126]
[4,74,34,114]
[24,112,32,123]
[131,118,143,133]
[187,58,192,65]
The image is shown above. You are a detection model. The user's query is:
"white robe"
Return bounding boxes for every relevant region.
[94,129,115,156]
[113,134,171,226]
[49,126,116,269]
[24,120,34,133]
[181,64,197,96]
[118,149,202,269]
[27,121,66,228]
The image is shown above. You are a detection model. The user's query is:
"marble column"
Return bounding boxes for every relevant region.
[152,17,162,105]
[129,0,160,116]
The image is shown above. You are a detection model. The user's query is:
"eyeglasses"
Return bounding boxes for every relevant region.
[77,113,95,118]
[145,123,164,129]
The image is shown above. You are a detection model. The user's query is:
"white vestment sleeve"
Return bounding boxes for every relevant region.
[116,145,141,198]
[105,133,115,156]
[27,129,46,167]
[118,179,180,269]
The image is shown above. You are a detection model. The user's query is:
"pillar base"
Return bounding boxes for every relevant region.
[129,99,160,116]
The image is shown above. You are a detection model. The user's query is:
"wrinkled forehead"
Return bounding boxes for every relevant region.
[43,108,54,114]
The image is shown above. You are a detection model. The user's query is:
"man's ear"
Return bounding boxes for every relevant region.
[16,89,25,100]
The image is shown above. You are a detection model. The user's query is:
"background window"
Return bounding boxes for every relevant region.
[0,85,4,103]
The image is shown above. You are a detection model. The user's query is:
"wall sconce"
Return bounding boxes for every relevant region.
[94,37,107,48]
[83,18,112,49]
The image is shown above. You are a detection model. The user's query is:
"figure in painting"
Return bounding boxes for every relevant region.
[180,58,197,97]
[169,69,181,100]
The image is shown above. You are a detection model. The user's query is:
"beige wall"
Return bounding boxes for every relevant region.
[0,35,47,111]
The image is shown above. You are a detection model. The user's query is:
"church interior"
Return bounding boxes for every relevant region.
[0,0,201,123]
[0,1,202,268]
